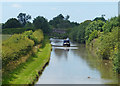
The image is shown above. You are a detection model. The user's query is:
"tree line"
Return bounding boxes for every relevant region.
[2,12,120,73]
[2,13,79,35]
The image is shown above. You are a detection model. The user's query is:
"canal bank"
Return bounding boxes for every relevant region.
[2,37,52,84]
[36,39,119,84]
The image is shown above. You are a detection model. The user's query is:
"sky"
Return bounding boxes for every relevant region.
[0,0,119,2]
[1,1,119,23]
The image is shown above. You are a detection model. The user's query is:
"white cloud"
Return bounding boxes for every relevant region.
[12,4,22,8]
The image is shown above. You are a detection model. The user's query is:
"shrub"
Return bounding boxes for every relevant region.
[2,34,34,65]
[2,29,44,66]
[87,30,99,44]
[30,29,44,44]
[103,17,118,33]
[97,27,118,60]
[85,20,105,40]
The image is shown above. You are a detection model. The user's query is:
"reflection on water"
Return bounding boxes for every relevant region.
[36,39,119,84]
[72,46,118,84]
[54,47,78,50]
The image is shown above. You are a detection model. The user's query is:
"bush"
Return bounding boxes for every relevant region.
[103,17,118,33]
[22,30,33,38]
[87,30,99,44]
[2,34,34,65]
[85,20,105,40]
[69,20,91,43]
[30,29,44,44]
[96,27,118,60]
[86,16,120,73]
[2,29,44,66]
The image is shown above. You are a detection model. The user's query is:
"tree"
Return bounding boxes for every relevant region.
[56,14,64,20]
[65,15,70,20]
[25,22,33,28]
[76,20,91,43]
[3,18,22,28]
[103,17,118,33]
[49,14,64,28]
[49,14,79,29]
[69,20,91,43]
[85,20,105,40]
[33,16,50,33]
[17,13,31,26]
[93,15,106,22]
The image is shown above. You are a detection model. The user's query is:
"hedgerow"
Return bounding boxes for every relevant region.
[2,29,43,66]
[30,29,44,44]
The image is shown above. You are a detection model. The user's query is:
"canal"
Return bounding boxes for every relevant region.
[36,38,118,84]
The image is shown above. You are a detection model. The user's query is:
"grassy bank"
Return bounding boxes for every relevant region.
[2,36,51,84]
[2,30,43,68]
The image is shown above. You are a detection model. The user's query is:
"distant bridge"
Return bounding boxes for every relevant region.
[52,29,67,34]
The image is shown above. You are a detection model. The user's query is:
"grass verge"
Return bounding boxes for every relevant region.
[2,36,51,84]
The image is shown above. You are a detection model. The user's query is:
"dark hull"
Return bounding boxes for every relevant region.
[63,44,70,47]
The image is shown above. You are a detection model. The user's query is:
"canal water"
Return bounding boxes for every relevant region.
[36,38,119,84]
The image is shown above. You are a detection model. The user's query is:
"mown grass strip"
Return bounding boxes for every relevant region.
[3,37,51,84]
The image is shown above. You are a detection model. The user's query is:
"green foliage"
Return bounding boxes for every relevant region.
[76,20,91,43]
[49,14,79,29]
[85,20,105,40]
[22,30,33,38]
[118,15,120,26]
[0,23,2,29]
[24,22,33,28]
[93,17,106,22]
[2,27,35,34]
[69,27,78,41]
[69,16,119,73]
[84,16,120,73]
[49,14,65,28]
[2,29,44,66]
[112,42,120,73]
[2,37,51,84]
[51,32,68,39]
[87,30,99,44]
[3,18,22,28]
[87,17,119,73]
[17,13,31,26]
[33,16,50,33]
[96,27,118,60]
[2,34,34,66]
[69,20,91,43]
[30,29,44,44]
[103,17,118,33]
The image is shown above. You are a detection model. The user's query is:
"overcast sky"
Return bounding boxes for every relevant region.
[1,1,119,23]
